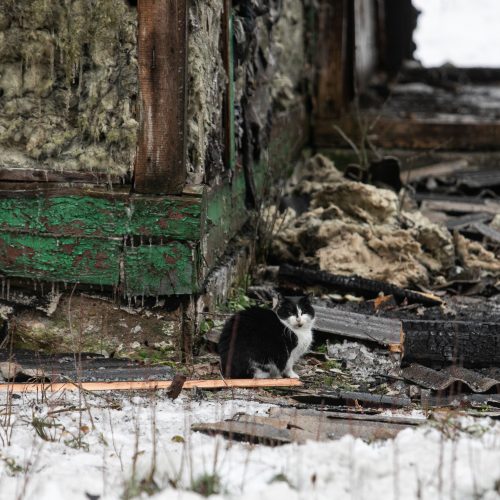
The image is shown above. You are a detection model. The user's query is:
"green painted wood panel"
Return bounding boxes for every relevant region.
[0,233,121,285]
[0,195,201,241]
[124,241,195,296]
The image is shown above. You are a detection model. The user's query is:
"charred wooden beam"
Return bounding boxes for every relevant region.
[402,319,500,368]
[279,264,442,306]
[135,0,188,194]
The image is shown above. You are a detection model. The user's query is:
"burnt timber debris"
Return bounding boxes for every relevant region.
[192,408,421,445]
[280,265,442,306]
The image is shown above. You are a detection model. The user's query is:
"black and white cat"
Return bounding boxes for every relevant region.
[218,295,315,379]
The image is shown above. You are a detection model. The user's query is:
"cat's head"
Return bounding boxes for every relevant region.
[274,294,315,332]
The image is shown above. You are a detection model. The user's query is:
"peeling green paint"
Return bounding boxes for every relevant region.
[124,242,195,296]
[0,233,120,285]
[0,106,306,296]
[0,194,201,240]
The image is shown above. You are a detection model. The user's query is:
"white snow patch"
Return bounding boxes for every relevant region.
[413,0,500,67]
[0,390,499,499]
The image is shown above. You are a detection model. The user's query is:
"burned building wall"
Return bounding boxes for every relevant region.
[187,0,226,186]
[0,0,309,187]
[0,0,138,177]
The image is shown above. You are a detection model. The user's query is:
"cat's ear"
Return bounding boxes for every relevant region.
[272,292,283,310]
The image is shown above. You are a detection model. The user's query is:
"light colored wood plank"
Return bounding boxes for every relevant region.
[0,378,303,393]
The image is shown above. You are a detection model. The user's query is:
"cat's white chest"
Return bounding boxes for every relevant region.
[289,325,313,363]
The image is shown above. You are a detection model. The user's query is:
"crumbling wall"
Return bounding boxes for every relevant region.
[187,0,225,185]
[0,0,309,183]
[0,0,138,176]
[232,0,308,185]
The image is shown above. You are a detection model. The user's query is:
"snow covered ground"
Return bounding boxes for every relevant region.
[413,0,500,67]
[0,389,499,500]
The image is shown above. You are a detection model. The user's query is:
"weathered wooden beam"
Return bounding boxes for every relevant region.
[418,197,500,216]
[0,233,121,286]
[316,0,353,117]
[0,194,201,241]
[193,411,415,444]
[135,0,188,194]
[316,114,500,151]
[0,378,303,393]
[123,241,195,295]
[291,390,412,408]
[402,159,469,183]
[268,406,425,426]
[314,305,403,347]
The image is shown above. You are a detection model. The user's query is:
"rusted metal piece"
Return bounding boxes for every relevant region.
[402,319,500,368]
[135,0,188,194]
[313,306,403,347]
[402,363,500,393]
[279,264,442,306]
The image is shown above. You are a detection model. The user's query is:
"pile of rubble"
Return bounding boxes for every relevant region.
[267,154,500,288]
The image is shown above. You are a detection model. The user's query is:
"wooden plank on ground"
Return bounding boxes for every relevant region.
[193,409,418,445]
[135,0,188,194]
[314,305,403,347]
[419,199,500,216]
[402,159,469,183]
[0,378,303,393]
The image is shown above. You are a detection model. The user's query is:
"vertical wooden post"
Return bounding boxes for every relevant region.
[135,0,188,194]
[316,0,353,118]
[222,0,236,170]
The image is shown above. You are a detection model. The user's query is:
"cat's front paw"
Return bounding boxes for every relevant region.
[284,370,300,379]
